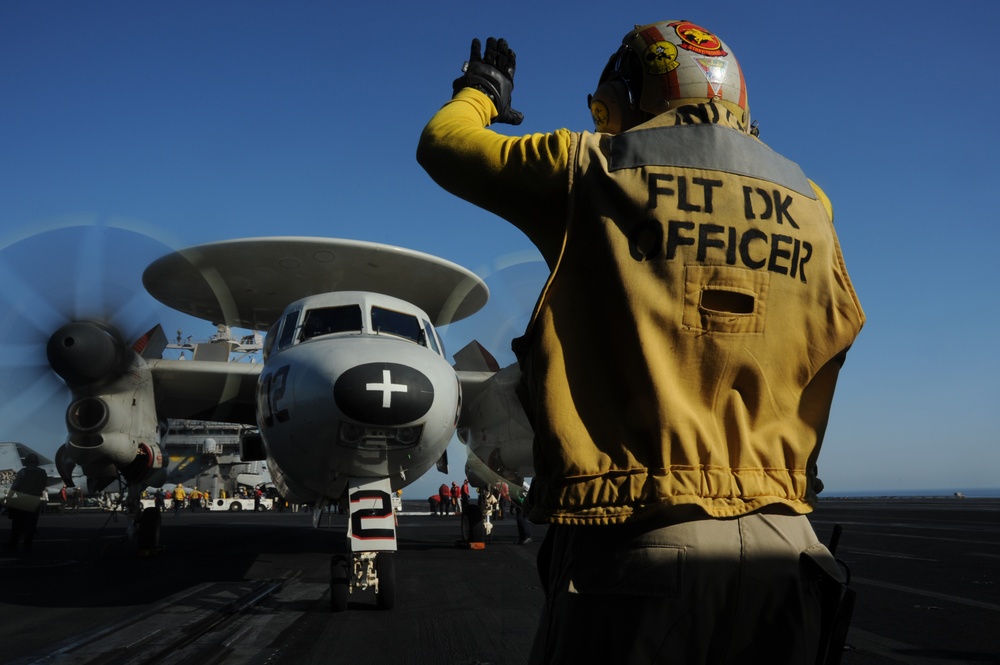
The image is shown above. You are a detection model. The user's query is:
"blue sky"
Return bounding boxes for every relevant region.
[2,1,998,500]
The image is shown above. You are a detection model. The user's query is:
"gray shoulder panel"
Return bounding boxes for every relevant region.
[609,124,815,198]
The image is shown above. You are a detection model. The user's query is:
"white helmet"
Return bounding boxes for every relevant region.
[589,21,750,134]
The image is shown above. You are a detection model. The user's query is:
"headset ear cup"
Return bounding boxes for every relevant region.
[589,79,644,134]
[590,80,624,134]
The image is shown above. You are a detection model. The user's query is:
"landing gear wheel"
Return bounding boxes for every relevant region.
[375,552,396,610]
[137,506,161,554]
[462,506,486,544]
[330,554,349,612]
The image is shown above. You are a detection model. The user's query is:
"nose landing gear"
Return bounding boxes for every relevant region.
[330,551,396,612]
[330,478,398,612]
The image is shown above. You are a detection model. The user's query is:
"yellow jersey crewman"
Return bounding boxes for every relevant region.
[419,21,864,664]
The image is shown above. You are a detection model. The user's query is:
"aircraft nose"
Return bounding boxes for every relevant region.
[333,362,434,426]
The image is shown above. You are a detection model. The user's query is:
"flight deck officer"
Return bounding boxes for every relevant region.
[418,20,865,664]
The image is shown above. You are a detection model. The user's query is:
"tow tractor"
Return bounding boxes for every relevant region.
[205,496,259,512]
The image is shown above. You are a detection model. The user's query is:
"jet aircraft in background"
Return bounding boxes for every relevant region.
[0,441,85,501]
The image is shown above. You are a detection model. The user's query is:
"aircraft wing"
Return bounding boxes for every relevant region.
[148,359,261,425]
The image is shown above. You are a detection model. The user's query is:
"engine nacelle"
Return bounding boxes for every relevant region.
[458,363,534,482]
[61,344,162,489]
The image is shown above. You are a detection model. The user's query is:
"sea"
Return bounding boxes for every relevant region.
[823,487,1000,499]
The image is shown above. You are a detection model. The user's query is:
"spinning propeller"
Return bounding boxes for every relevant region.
[0,219,181,489]
[438,250,547,491]
[438,250,546,367]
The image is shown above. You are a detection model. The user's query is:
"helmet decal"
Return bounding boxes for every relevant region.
[670,21,728,57]
[641,40,680,75]
[692,57,729,97]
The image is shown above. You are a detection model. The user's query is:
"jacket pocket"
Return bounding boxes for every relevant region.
[682,264,769,334]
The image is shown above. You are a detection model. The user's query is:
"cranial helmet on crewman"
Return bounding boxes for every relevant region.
[588,20,750,135]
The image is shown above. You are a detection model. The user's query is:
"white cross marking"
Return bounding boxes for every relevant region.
[367,369,407,408]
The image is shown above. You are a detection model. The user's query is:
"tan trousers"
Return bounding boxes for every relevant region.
[529,511,844,665]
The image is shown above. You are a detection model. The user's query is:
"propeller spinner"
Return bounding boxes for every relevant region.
[46,321,132,389]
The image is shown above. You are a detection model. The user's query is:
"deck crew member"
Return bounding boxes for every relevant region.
[5,454,48,552]
[418,21,864,663]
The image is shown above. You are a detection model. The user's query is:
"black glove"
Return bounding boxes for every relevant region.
[452,37,524,125]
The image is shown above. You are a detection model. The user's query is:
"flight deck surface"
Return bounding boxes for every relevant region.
[1,498,997,664]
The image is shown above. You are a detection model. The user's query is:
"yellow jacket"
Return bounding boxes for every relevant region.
[419,90,864,525]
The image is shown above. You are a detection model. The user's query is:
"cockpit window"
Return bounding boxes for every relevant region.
[277,310,300,350]
[300,305,364,340]
[422,319,441,355]
[371,306,422,344]
[262,320,279,360]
